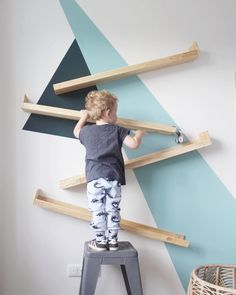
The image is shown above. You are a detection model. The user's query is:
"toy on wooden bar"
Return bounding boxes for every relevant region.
[175,128,184,144]
[53,42,200,95]
[22,95,185,143]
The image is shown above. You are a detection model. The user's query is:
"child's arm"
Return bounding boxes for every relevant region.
[73,110,89,138]
[123,130,145,149]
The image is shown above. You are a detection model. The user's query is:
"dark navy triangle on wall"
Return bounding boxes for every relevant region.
[23,39,97,138]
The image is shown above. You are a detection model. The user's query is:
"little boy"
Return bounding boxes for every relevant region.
[74,90,144,251]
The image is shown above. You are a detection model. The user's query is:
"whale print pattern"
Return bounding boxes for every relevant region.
[87,178,121,240]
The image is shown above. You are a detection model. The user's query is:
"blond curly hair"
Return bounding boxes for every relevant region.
[85,90,118,120]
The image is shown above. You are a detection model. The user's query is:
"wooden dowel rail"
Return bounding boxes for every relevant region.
[53,42,200,94]
[59,131,211,189]
[21,95,177,135]
[34,189,189,247]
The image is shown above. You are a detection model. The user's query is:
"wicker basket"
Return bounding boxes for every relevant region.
[188,265,236,295]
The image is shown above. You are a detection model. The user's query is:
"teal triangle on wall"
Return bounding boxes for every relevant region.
[57,0,236,290]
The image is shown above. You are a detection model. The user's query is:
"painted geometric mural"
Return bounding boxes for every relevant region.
[23,40,96,138]
[23,0,236,290]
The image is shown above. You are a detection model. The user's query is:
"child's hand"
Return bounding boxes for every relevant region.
[123,129,145,149]
[80,109,90,120]
[134,130,146,137]
[74,110,90,138]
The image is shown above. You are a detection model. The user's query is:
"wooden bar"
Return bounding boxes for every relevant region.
[21,95,177,134]
[233,267,236,289]
[34,189,189,247]
[60,175,87,189]
[125,131,211,169]
[21,95,88,121]
[59,131,211,189]
[53,42,200,94]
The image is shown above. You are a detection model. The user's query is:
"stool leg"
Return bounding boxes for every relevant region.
[79,258,85,295]
[121,265,132,295]
[123,258,143,295]
[79,258,101,295]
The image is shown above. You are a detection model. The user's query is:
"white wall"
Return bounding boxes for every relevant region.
[1,0,236,294]
[0,1,17,293]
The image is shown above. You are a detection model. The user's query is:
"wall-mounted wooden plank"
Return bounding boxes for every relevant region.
[34,189,189,247]
[125,131,211,169]
[60,175,87,189]
[53,42,200,94]
[59,131,211,189]
[21,95,177,134]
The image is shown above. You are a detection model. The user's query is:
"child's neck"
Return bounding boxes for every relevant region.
[96,119,110,125]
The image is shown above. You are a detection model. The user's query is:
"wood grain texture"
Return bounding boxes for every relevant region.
[53,42,200,94]
[34,189,189,247]
[21,95,177,134]
[59,131,211,189]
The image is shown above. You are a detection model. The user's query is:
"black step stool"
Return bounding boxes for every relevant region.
[79,241,143,295]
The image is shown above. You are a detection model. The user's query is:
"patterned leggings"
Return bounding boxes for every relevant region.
[87,178,121,242]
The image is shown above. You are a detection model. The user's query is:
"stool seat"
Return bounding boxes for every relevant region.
[79,241,143,295]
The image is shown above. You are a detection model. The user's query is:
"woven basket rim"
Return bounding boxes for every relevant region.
[191,264,236,293]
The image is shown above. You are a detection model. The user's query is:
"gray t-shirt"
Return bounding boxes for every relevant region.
[79,124,130,185]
